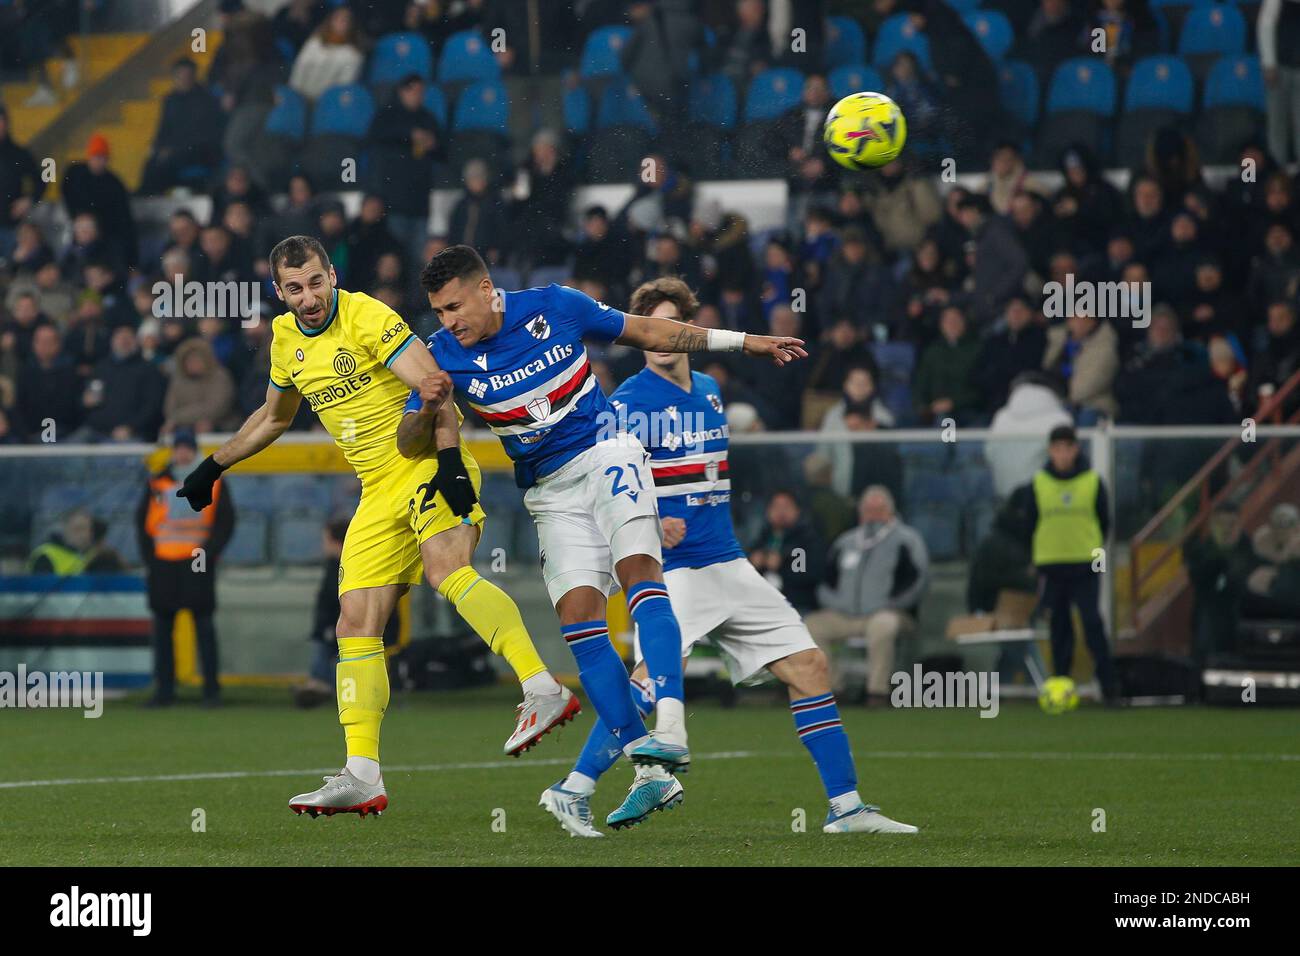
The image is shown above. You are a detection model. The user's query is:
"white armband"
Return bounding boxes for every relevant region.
[706,329,746,352]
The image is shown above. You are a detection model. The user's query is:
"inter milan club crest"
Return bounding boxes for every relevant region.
[705,461,720,483]
[295,348,305,362]
[526,396,552,420]
[333,350,357,376]
[525,314,551,340]
[708,394,723,414]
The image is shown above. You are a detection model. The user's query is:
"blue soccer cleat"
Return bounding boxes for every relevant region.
[823,802,918,834]
[626,732,690,774]
[606,765,684,830]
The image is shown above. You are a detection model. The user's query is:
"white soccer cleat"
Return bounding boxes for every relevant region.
[505,685,582,756]
[539,780,605,838]
[823,803,918,834]
[289,769,387,818]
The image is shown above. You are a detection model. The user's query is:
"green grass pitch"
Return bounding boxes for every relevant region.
[5,687,1297,866]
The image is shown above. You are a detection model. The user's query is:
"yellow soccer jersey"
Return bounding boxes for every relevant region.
[269,288,421,480]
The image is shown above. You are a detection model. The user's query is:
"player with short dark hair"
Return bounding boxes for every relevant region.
[537,276,918,836]
[399,247,807,827]
[176,237,576,818]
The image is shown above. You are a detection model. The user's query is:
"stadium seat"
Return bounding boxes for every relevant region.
[579,25,632,80]
[742,67,804,123]
[310,83,375,137]
[270,476,332,514]
[1116,55,1194,167]
[829,63,884,101]
[452,79,509,132]
[962,10,1013,60]
[527,266,569,288]
[1149,0,1216,53]
[1198,55,1265,162]
[423,84,448,128]
[1178,4,1247,81]
[302,83,374,187]
[683,73,737,178]
[942,0,983,11]
[825,16,867,68]
[910,501,962,561]
[872,14,933,72]
[1038,57,1117,164]
[563,85,591,136]
[262,85,307,140]
[369,32,433,86]
[587,80,657,182]
[871,341,917,424]
[273,515,326,565]
[998,59,1039,128]
[436,30,500,86]
[223,511,267,567]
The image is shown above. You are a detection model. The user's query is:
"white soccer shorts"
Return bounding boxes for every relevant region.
[524,437,664,605]
[635,556,817,686]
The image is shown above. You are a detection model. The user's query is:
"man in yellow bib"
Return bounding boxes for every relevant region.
[175,236,578,818]
[1027,425,1116,701]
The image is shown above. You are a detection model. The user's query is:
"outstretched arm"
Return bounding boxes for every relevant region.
[389,339,457,453]
[177,383,300,511]
[616,314,808,366]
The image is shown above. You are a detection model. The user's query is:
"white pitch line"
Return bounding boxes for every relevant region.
[856,750,1300,763]
[0,751,760,790]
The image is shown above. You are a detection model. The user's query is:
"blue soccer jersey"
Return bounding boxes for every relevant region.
[405,284,626,487]
[609,368,745,572]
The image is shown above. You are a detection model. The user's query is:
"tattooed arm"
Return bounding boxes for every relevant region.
[616,314,808,366]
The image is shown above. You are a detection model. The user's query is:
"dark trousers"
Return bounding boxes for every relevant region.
[152,610,220,701]
[1040,564,1115,698]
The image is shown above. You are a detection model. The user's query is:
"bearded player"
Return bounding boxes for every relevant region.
[397,246,805,826]
[538,277,918,836]
[175,236,577,818]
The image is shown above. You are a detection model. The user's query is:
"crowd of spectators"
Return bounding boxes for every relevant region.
[1,0,1299,456]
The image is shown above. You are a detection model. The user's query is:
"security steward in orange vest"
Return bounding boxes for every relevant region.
[136,428,235,707]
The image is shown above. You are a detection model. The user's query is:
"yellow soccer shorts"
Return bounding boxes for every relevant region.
[338,444,487,596]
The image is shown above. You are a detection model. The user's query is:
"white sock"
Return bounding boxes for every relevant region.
[654,697,687,744]
[830,790,863,816]
[562,771,596,795]
[346,755,382,785]
[522,671,563,696]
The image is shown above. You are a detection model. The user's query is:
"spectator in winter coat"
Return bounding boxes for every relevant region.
[1042,311,1120,422]
[288,6,364,100]
[161,338,238,435]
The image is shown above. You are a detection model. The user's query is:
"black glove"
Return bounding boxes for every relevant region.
[432,446,478,518]
[176,454,226,511]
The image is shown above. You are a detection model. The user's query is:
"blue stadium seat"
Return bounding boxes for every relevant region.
[310,83,374,136]
[899,441,952,472]
[564,85,591,135]
[271,476,332,514]
[262,85,307,140]
[829,63,885,100]
[491,267,522,290]
[38,483,91,514]
[688,73,737,129]
[452,80,509,133]
[527,266,569,288]
[423,84,448,128]
[579,25,632,80]
[437,30,500,85]
[273,515,326,565]
[1124,55,1194,112]
[963,10,1013,60]
[1204,54,1264,108]
[223,511,267,567]
[998,60,1039,126]
[369,32,433,85]
[825,16,867,68]
[596,79,657,132]
[743,67,804,122]
[942,0,983,11]
[911,502,962,561]
[872,14,932,71]
[1179,4,1246,56]
[1045,58,1117,115]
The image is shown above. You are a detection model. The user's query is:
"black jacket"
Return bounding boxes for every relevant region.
[0,134,45,227]
[62,163,139,268]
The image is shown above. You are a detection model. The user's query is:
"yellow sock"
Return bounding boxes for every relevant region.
[336,637,388,761]
[438,566,547,683]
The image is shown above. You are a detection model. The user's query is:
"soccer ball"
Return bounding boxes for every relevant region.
[823,91,907,170]
[1038,676,1080,715]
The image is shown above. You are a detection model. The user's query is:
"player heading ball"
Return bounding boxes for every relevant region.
[399,245,807,825]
